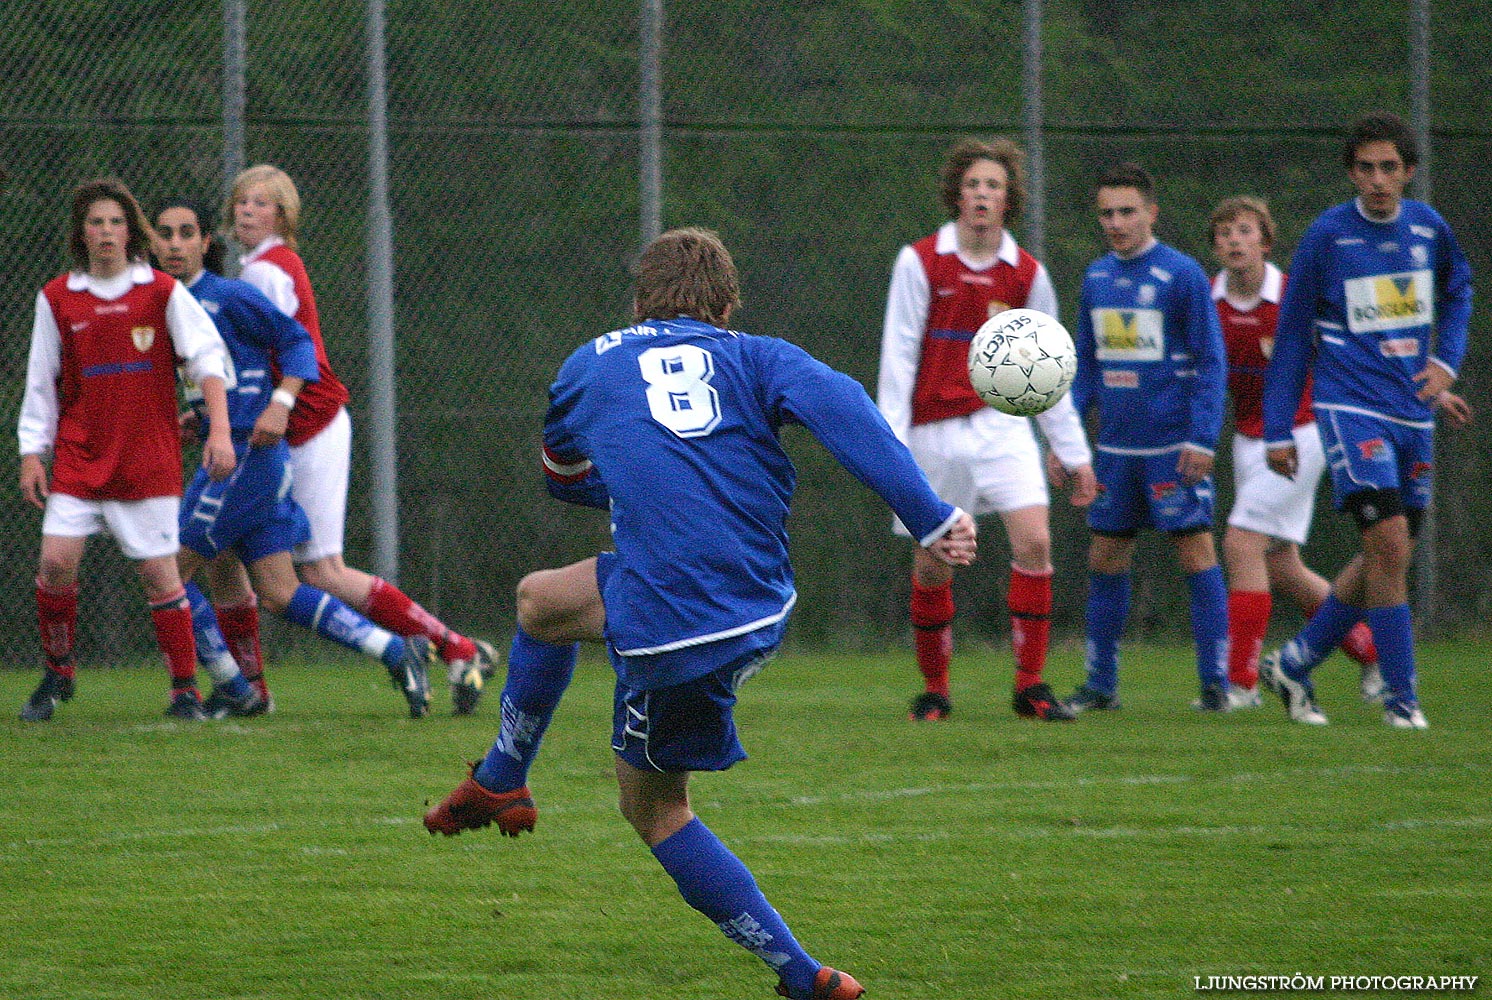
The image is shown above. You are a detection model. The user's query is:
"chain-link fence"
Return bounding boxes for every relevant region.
[3,1,1488,667]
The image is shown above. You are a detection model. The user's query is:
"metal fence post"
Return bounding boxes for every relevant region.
[1022,0,1045,261]
[365,0,401,583]
[639,0,664,250]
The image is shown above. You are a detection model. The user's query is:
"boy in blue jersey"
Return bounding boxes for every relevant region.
[1062,164,1232,714]
[153,201,433,719]
[425,228,976,1000]
[1258,114,1474,729]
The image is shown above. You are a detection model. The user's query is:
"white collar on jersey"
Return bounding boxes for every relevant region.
[1353,197,1403,225]
[240,234,286,267]
[936,221,1019,269]
[1211,261,1284,307]
[66,261,156,297]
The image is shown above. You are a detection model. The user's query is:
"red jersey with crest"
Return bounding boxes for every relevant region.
[250,244,350,445]
[909,230,1041,425]
[1212,263,1312,439]
[42,270,186,500]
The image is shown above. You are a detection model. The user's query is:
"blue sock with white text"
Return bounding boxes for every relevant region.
[474,627,578,792]
[186,581,250,694]
[283,584,400,665]
[651,817,819,996]
[1284,591,1364,680]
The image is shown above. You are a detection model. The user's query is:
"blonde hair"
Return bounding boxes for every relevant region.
[225,164,302,250]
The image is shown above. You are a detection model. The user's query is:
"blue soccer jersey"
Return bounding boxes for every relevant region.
[543,317,958,690]
[1262,199,1473,444]
[1070,242,1227,454]
[183,270,320,433]
[178,269,321,561]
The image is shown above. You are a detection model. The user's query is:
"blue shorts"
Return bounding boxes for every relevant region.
[611,646,775,773]
[180,440,311,564]
[1088,448,1215,536]
[1315,408,1433,512]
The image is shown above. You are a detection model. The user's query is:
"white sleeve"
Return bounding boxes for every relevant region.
[876,245,929,445]
[18,291,62,456]
[239,258,299,318]
[1033,391,1092,468]
[1027,262,1060,321]
[167,283,232,388]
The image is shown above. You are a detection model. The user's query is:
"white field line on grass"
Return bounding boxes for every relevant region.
[5,764,1484,856]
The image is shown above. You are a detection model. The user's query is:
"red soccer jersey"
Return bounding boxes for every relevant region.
[909,233,1041,426]
[255,244,351,445]
[43,270,186,500]
[1213,264,1312,438]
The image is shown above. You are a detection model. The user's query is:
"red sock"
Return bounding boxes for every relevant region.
[1339,621,1379,666]
[364,577,474,662]
[1008,566,1053,691]
[910,577,954,697]
[217,600,266,690]
[150,590,198,690]
[1227,590,1272,689]
[36,578,79,678]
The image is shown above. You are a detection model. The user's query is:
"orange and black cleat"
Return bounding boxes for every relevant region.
[424,764,537,837]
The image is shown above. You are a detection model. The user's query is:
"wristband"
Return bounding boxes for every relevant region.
[272,388,298,409]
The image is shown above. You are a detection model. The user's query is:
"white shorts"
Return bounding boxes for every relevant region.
[1227,424,1326,546]
[893,407,1047,537]
[42,493,180,560]
[288,406,352,562]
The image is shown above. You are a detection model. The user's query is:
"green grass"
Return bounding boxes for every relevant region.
[2,642,1489,999]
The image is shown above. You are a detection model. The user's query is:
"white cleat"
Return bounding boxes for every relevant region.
[1226,685,1263,710]
[1359,662,1385,702]
[1260,650,1328,725]
[1383,701,1429,730]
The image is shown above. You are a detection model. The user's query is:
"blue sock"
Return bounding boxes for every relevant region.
[283,584,400,665]
[1366,604,1416,705]
[474,627,578,792]
[1187,565,1229,687]
[186,582,249,694]
[1284,591,1364,680]
[651,817,818,996]
[1084,571,1130,695]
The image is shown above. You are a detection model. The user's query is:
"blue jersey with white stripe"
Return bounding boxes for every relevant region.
[544,317,957,689]
[1263,199,1473,442]
[1070,242,1226,452]
[185,270,320,434]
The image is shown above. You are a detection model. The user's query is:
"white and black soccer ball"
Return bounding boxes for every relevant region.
[967,308,1077,417]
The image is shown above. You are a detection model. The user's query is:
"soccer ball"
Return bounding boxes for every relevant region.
[967,308,1077,417]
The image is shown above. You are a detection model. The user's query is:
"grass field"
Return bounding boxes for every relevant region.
[2,641,1488,999]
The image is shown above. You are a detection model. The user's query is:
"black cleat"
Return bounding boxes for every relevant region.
[165,689,208,721]
[908,690,952,721]
[1013,682,1077,721]
[1064,685,1121,714]
[20,668,75,722]
[389,636,433,718]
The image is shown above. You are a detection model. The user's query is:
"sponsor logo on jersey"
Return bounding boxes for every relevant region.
[95,302,130,315]
[1343,270,1433,334]
[1356,438,1388,462]
[1380,337,1420,358]
[1137,284,1157,307]
[131,326,155,352]
[1411,461,1433,481]
[1150,481,1178,502]
[1103,369,1140,389]
[1410,224,1435,240]
[1093,307,1164,362]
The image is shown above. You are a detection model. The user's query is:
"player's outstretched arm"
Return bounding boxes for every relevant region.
[925,510,977,567]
